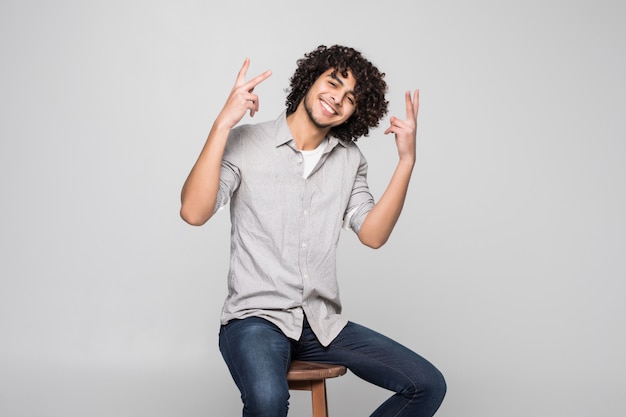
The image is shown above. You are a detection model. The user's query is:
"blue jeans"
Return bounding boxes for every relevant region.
[219,316,446,417]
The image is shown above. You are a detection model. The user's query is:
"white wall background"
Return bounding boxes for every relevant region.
[1,1,624,416]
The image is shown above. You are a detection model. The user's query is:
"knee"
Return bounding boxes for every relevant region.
[400,363,446,407]
[242,382,290,417]
[412,366,446,410]
[425,367,447,405]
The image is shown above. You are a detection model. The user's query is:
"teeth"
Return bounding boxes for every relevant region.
[321,100,336,114]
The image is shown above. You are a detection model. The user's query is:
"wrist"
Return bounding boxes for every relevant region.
[398,155,416,169]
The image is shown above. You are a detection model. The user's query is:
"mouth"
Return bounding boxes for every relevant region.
[320,99,337,116]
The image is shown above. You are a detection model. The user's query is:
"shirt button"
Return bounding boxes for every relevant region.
[301,243,307,248]
[303,210,308,215]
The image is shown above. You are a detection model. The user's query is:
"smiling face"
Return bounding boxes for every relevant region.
[301,68,357,131]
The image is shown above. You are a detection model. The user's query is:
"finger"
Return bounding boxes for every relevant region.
[244,69,272,92]
[243,93,261,117]
[251,95,260,117]
[405,90,414,120]
[235,58,251,86]
[413,89,420,119]
[384,116,400,135]
[389,115,411,129]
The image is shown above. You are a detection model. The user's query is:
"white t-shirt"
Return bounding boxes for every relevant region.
[300,138,328,179]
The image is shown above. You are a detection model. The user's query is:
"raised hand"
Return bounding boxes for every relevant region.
[384,90,419,163]
[216,58,272,129]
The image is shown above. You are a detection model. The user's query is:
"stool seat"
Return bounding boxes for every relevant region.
[287,360,347,417]
[287,360,347,381]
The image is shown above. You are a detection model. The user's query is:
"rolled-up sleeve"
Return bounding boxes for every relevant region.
[214,128,243,213]
[344,151,374,234]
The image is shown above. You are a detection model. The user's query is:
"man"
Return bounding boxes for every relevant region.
[180,45,446,417]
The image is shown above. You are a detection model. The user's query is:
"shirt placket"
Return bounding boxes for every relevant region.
[296,149,312,310]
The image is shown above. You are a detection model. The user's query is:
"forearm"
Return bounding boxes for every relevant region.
[180,122,231,226]
[357,158,415,248]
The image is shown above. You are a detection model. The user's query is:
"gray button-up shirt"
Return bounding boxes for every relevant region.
[216,113,375,346]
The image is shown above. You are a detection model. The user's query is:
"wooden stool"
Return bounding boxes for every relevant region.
[287,360,347,417]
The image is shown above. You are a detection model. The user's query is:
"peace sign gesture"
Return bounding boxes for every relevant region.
[384,89,419,163]
[216,58,272,129]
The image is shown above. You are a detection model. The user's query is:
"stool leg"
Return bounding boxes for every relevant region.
[310,379,328,417]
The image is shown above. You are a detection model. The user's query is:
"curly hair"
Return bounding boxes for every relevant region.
[285,45,388,142]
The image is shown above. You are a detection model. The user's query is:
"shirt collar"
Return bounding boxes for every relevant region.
[273,112,351,149]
